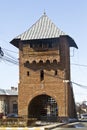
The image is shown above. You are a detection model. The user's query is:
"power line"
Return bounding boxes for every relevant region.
[2,47,18,54]
[0,46,18,65]
[1,46,87,67]
[71,81,87,89]
[71,63,87,67]
[44,71,87,89]
[2,55,18,65]
[43,70,87,89]
[1,46,87,89]
[4,49,18,61]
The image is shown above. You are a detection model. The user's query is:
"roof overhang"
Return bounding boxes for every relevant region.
[10,35,78,49]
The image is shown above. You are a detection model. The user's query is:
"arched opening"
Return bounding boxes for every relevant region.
[28,94,58,122]
[53,59,57,64]
[46,60,50,64]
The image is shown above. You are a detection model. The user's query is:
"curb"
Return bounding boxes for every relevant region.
[0,123,65,130]
[0,128,44,130]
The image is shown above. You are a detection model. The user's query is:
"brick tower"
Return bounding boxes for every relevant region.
[10,13,78,121]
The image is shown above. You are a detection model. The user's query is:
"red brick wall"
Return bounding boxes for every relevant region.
[18,37,76,118]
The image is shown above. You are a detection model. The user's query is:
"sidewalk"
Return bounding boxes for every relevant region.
[0,123,65,130]
[0,127,44,130]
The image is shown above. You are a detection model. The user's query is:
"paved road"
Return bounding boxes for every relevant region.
[52,121,87,130]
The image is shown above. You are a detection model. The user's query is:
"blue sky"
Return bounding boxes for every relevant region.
[0,0,87,103]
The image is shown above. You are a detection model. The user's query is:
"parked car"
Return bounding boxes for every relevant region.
[7,113,19,118]
[81,113,87,119]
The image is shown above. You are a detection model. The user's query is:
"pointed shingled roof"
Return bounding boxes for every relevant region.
[15,13,65,40]
[10,13,78,49]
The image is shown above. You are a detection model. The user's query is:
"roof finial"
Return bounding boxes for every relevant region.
[43,9,46,15]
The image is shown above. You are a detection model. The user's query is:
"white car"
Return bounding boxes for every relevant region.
[81,114,87,119]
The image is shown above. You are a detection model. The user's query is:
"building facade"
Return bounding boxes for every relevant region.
[0,87,18,116]
[10,13,78,121]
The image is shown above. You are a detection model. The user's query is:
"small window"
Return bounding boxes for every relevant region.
[55,70,57,76]
[48,43,52,48]
[43,43,48,48]
[40,70,44,81]
[27,71,29,76]
[30,43,32,48]
[38,43,43,48]
[13,103,18,113]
